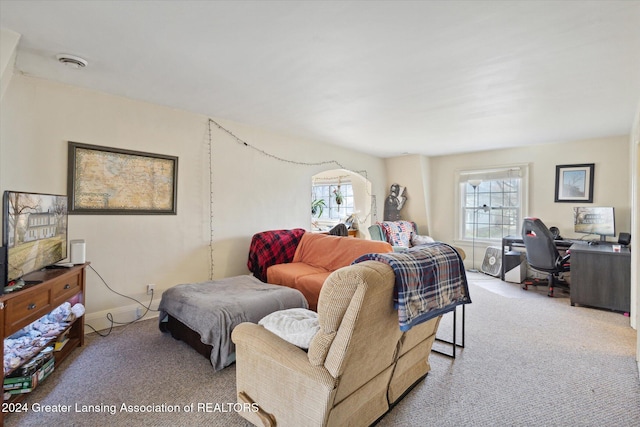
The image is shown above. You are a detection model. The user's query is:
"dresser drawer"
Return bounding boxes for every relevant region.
[51,273,81,305]
[4,288,52,334]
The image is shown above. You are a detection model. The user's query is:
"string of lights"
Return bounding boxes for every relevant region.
[209,118,353,169]
[207,119,215,280]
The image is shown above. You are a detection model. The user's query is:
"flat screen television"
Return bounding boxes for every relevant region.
[573,206,615,242]
[2,191,68,291]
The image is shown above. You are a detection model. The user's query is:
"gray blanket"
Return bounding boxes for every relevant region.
[158,275,308,371]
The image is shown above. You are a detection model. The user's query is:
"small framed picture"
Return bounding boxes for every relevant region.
[554,163,594,203]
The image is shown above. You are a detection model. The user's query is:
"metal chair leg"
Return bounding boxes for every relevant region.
[433,304,466,359]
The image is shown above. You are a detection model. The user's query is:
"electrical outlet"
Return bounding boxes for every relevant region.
[136,307,142,318]
[147,284,156,295]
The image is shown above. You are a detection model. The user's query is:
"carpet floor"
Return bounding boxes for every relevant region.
[5,272,640,426]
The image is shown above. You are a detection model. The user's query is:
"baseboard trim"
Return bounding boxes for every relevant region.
[83,301,159,334]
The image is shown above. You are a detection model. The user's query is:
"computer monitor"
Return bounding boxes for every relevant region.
[573,207,615,242]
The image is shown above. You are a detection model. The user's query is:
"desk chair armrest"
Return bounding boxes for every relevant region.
[557,253,571,271]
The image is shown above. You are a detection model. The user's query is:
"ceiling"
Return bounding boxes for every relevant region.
[1,1,639,158]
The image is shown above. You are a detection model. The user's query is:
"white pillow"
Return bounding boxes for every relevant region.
[411,234,435,246]
[258,308,320,349]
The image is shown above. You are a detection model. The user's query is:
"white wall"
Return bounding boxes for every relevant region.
[384,154,432,234]
[0,28,20,194]
[0,28,20,101]
[0,74,387,331]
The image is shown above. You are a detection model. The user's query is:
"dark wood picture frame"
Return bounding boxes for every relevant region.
[67,142,178,214]
[554,163,594,203]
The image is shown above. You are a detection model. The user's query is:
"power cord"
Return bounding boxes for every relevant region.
[84,265,158,337]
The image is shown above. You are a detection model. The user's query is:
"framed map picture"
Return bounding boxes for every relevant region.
[67,142,178,214]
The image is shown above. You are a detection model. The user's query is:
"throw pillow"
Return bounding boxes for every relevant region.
[379,220,414,247]
[411,234,435,246]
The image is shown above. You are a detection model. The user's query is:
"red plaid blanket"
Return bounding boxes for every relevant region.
[247,229,306,282]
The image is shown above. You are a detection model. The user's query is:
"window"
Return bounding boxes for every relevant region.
[459,165,528,241]
[311,182,354,222]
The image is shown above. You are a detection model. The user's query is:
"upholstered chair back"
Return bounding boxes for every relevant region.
[307,261,403,406]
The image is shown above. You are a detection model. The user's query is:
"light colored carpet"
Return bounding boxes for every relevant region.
[6,272,640,426]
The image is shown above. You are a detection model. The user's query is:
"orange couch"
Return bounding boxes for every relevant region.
[266,232,393,310]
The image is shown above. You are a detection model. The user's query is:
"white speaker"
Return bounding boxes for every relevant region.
[70,239,86,264]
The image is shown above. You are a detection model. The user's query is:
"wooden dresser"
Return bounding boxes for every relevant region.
[1,263,87,421]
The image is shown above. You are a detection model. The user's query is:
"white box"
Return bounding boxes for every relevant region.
[505,261,526,283]
[70,239,86,264]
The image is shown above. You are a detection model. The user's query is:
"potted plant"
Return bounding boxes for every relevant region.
[333,187,343,205]
[311,199,326,218]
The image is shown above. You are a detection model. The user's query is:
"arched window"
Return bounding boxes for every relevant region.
[311,169,372,233]
[311,181,354,221]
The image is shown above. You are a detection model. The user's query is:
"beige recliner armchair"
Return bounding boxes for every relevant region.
[232,260,441,427]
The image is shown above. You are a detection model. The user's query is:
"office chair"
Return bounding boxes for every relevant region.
[521,217,570,297]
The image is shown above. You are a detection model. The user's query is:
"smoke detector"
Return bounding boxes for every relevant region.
[56,54,88,69]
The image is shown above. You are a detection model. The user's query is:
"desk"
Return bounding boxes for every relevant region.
[313,229,358,237]
[500,235,573,281]
[501,236,631,312]
[569,243,631,313]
